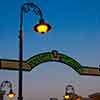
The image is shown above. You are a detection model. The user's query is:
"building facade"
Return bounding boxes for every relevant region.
[88,93,100,100]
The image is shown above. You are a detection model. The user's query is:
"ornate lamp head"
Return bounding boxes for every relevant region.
[7,89,16,99]
[34,19,51,34]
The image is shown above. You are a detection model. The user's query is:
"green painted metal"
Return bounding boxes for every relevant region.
[26,50,82,73]
[1,50,100,76]
[0,50,82,73]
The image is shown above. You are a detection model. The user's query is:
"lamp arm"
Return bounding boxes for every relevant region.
[22,3,43,19]
[19,2,44,35]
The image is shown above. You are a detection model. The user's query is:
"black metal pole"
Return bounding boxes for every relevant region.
[18,7,23,100]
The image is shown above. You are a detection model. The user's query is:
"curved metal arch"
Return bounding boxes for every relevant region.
[26,50,82,73]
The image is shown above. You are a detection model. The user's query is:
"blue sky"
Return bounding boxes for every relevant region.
[0,0,100,100]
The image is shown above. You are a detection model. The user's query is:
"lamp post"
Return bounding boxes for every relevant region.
[0,80,16,100]
[18,2,51,100]
[64,85,82,100]
[64,85,75,100]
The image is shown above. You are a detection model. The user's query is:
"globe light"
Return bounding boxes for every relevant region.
[7,89,16,99]
[64,95,70,99]
[76,97,81,100]
[34,19,51,34]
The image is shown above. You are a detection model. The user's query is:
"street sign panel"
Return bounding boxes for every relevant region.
[0,59,31,71]
[80,66,100,76]
[0,50,100,76]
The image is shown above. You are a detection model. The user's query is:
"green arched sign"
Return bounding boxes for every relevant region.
[26,50,82,73]
[0,50,100,76]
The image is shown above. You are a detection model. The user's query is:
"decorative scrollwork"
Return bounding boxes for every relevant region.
[0,81,12,89]
[22,3,43,19]
[65,85,75,95]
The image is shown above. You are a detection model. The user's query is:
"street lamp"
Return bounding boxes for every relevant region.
[64,85,82,100]
[18,2,51,100]
[34,19,51,33]
[7,88,16,99]
[0,80,16,99]
[64,85,75,100]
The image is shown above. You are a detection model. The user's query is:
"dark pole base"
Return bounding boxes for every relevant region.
[17,97,23,100]
[0,95,3,100]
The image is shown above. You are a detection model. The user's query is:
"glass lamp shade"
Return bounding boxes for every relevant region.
[64,95,70,99]
[34,19,51,34]
[76,97,81,100]
[7,89,16,99]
